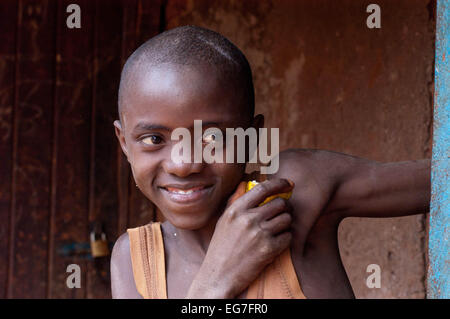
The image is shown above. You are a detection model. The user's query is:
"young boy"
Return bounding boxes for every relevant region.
[111,26,431,299]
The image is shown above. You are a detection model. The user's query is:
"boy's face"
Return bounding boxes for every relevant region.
[115,63,262,230]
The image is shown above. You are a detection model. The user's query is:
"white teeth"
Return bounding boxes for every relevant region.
[171,189,195,194]
[176,190,193,194]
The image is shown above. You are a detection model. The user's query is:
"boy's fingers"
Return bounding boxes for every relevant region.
[260,212,292,235]
[251,197,293,221]
[272,231,292,253]
[234,178,294,209]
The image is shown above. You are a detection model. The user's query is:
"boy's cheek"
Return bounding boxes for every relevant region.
[129,157,156,187]
[213,163,246,192]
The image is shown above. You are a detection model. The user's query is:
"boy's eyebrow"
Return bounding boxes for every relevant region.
[132,121,225,133]
[132,122,171,133]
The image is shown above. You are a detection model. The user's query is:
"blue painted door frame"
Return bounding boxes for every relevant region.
[428,0,450,299]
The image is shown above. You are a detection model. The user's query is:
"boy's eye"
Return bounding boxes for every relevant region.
[142,135,163,145]
[203,129,222,144]
[203,133,217,144]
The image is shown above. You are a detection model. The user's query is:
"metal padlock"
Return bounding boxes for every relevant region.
[90,231,109,258]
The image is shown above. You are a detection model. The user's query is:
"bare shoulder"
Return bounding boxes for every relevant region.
[274,148,374,217]
[274,149,335,183]
[278,148,353,167]
[275,148,361,185]
[110,232,142,299]
[270,149,344,222]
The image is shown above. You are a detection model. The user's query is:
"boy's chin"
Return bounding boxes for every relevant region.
[165,211,218,230]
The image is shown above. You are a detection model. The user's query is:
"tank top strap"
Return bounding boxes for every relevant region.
[127,222,167,299]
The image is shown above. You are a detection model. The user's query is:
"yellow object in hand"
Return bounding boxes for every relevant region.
[245,180,293,206]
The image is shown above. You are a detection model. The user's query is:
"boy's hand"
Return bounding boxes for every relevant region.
[186,178,294,298]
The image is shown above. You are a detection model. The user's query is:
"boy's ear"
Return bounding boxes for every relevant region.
[114,120,129,160]
[253,114,264,147]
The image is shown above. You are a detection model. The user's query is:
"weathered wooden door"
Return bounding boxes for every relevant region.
[0,0,165,298]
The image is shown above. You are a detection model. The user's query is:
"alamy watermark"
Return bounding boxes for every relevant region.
[366,264,381,288]
[66,264,81,289]
[366,4,381,29]
[170,120,279,174]
[66,4,381,30]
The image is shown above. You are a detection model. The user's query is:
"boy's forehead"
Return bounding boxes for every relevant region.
[133,63,216,99]
[122,63,249,129]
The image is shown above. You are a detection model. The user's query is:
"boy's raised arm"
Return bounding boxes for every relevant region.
[328,157,431,219]
[277,149,431,220]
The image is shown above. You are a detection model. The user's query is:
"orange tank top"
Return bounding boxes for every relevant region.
[127,222,306,299]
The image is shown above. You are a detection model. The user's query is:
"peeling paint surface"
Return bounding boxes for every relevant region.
[428,0,450,299]
[167,0,435,298]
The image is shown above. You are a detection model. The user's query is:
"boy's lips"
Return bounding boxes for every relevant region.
[158,183,214,204]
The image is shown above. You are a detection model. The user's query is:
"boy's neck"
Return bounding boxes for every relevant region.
[162,214,221,264]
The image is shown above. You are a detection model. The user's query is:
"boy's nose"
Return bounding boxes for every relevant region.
[161,159,204,177]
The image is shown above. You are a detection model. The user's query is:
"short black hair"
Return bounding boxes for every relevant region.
[118,25,255,121]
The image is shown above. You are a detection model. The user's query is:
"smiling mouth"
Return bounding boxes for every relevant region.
[164,185,207,194]
[159,184,214,204]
